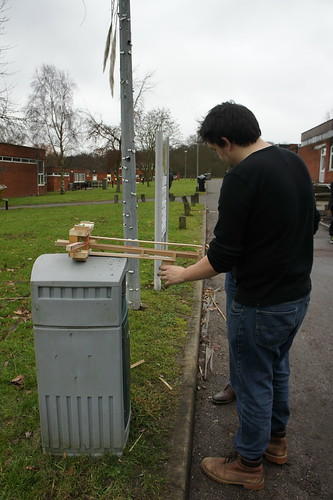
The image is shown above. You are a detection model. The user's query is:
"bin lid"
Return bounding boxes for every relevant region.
[31,253,127,287]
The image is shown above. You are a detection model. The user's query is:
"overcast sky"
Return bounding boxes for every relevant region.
[4,0,333,145]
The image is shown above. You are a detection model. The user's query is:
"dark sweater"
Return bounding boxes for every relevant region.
[207,146,316,306]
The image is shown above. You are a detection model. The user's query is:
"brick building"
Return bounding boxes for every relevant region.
[0,143,46,198]
[299,119,333,184]
[45,166,118,191]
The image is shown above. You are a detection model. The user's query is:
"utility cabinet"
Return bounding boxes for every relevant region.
[30,253,130,456]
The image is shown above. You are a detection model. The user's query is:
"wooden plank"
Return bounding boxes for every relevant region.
[55,239,200,261]
[92,234,203,249]
[55,239,70,247]
[90,242,200,259]
[66,241,85,251]
[87,251,175,261]
[69,222,94,237]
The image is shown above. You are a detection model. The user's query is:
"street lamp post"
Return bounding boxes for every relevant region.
[184,150,188,179]
[195,138,201,191]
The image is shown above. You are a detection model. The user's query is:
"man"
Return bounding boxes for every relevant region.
[159,101,317,490]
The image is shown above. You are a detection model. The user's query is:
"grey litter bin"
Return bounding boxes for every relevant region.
[197,174,206,192]
[30,254,130,456]
[102,178,108,190]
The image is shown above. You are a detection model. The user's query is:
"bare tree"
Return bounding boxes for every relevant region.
[25,64,84,193]
[0,0,9,117]
[86,71,156,191]
[0,0,25,142]
[87,71,155,149]
[87,117,122,191]
[135,107,181,185]
[132,70,156,117]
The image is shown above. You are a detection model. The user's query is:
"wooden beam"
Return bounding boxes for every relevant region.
[54,221,203,263]
[92,234,203,249]
[86,251,175,262]
[90,242,199,260]
[55,239,201,261]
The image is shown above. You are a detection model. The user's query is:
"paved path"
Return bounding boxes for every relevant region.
[188,178,333,500]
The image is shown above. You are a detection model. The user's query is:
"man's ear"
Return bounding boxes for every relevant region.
[221,137,232,150]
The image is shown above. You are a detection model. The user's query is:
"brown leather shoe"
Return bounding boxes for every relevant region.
[201,453,264,490]
[212,384,236,404]
[264,435,288,464]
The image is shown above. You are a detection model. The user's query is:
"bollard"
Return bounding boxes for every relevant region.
[191,194,196,206]
[141,194,145,202]
[184,202,191,216]
[179,215,186,229]
[4,198,8,210]
[114,194,119,203]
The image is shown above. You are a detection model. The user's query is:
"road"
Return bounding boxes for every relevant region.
[188,178,333,500]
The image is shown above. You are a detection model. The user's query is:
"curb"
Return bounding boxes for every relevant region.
[166,279,203,499]
[166,201,206,499]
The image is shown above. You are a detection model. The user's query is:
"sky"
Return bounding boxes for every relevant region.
[4,0,333,145]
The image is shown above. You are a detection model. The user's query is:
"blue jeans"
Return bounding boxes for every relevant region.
[225,272,236,387]
[228,295,310,460]
[225,271,236,319]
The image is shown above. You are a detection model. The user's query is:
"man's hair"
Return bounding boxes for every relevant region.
[198,101,261,147]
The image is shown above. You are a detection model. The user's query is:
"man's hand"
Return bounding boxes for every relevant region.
[158,256,219,285]
[158,264,186,286]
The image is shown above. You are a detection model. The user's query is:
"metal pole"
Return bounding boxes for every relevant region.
[154,130,163,291]
[196,140,199,190]
[184,150,187,179]
[119,0,141,309]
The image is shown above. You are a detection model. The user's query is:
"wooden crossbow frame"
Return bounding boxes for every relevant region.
[55,221,203,264]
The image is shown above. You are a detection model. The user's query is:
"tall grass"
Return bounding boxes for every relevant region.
[0,199,203,499]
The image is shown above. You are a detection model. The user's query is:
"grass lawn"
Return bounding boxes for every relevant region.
[0,189,204,500]
[3,178,199,207]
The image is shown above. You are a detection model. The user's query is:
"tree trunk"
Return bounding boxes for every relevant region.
[60,157,65,194]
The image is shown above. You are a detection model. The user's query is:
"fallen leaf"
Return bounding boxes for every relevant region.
[13,307,31,319]
[14,309,25,316]
[25,431,33,439]
[25,465,38,471]
[10,374,25,387]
